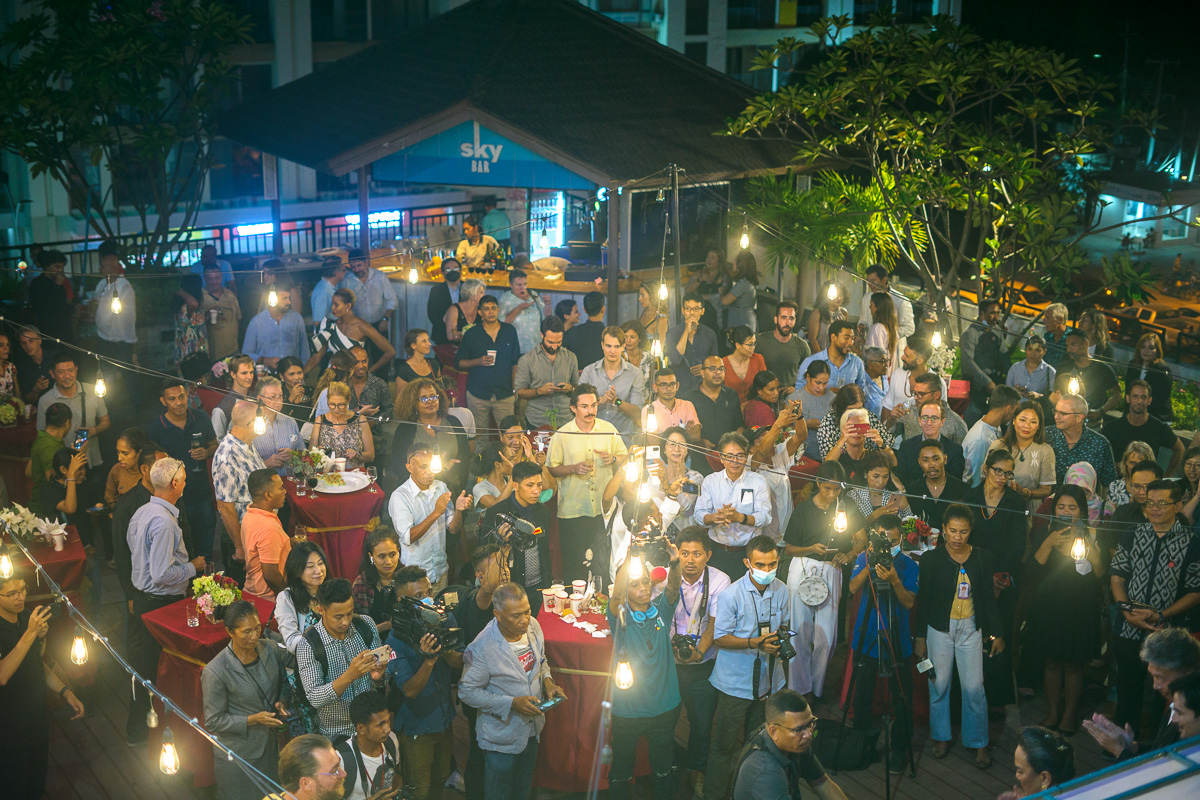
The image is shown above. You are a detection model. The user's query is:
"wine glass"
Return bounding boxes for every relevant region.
[367,466,379,493]
[306,476,318,497]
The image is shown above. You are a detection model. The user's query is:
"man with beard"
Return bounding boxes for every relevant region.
[514,316,578,429]
[733,689,848,800]
[755,300,810,396]
[881,337,946,424]
[280,732,399,800]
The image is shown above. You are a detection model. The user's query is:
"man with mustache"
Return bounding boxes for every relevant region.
[754,300,810,397]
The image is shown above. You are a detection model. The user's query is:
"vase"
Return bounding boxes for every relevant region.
[204,607,216,624]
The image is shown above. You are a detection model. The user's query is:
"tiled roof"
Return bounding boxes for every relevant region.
[219,0,796,182]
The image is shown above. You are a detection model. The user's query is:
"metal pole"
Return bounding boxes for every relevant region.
[670,163,683,326]
[606,182,621,322]
[357,165,371,256]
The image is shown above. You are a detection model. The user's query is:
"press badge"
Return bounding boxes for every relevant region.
[957,576,971,600]
[759,623,772,638]
[740,488,754,506]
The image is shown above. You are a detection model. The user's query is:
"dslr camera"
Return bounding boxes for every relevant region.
[672,633,699,661]
[866,530,894,572]
[773,627,798,661]
[629,524,672,569]
[391,595,463,652]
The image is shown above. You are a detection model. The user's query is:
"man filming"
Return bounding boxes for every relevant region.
[481,461,553,609]
[847,514,918,773]
[732,689,848,800]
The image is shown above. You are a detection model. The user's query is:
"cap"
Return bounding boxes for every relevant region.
[347,248,367,261]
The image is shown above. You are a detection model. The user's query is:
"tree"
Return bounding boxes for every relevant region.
[726,14,1187,341]
[0,0,251,270]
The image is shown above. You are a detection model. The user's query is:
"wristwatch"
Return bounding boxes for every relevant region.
[614,398,622,406]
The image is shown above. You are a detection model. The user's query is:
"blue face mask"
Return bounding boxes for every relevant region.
[750,567,777,585]
[891,544,902,557]
[539,488,554,504]
[420,596,435,606]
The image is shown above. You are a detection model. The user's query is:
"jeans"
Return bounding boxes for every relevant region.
[182,498,217,562]
[704,691,767,800]
[927,617,988,748]
[676,660,719,771]
[467,392,516,437]
[398,728,454,800]
[609,707,680,800]
[483,736,539,800]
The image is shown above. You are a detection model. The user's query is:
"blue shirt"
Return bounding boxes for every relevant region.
[850,551,918,658]
[864,375,888,417]
[242,309,311,364]
[340,267,397,325]
[607,594,681,718]
[128,497,196,596]
[455,322,522,400]
[191,258,233,285]
[709,574,791,700]
[385,628,457,735]
[795,349,869,395]
[310,278,339,324]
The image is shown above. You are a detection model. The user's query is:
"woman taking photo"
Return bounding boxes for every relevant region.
[998,727,1075,799]
[988,400,1056,512]
[310,381,374,468]
[722,326,766,406]
[444,278,486,345]
[394,328,442,395]
[636,283,669,343]
[846,450,912,521]
[201,600,290,799]
[914,504,1004,768]
[1125,332,1173,422]
[816,383,893,460]
[797,360,834,461]
[471,441,514,510]
[351,527,402,634]
[274,541,329,654]
[1023,485,1102,734]
[866,292,905,369]
[742,370,782,428]
[807,281,848,354]
[1105,440,1155,516]
[307,288,394,375]
[390,377,469,493]
[275,356,312,419]
[720,250,759,332]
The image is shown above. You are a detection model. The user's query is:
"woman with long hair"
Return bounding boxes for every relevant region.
[1125,332,1173,422]
[444,278,485,344]
[351,527,402,633]
[867,291,904,368]
[274,541,329,654]
[276,355,312,418]
[471,440,513,510]
[808,281,848,354]
[636,283,669,343]
[310,381,374,468]
[390,377,468,492]
[815,383,893,460]
[1105,440,1155,516]
[555,298,580,331]
[0,331,20,398]
[743,370,782,428]
[306,288,394,375]
[621,321,653,396]
[721,250,759,331]
[1077,309,1113,364]
[722,325,766,406]
[312,349,357,417]
[1023,484,1102,735]
[798,360,833,460]
[988,400,1056,511]
[1180,445,1200,524]
[394,328,442,395]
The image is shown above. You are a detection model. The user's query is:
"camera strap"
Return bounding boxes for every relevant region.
[675,566,710,638]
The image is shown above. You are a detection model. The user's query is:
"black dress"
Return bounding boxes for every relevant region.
[394,357,443,385]
[1022,527,1102,663]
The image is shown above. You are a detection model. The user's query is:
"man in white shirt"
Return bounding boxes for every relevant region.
[579,326,647,443]
[388,444,470,591]
[336,691,401,800]
[693,432,773,580]
[498,269,548,353]
[339,248,397,332]
[36,353,110,470]
[858,264,914,337]
[881,337,945,423]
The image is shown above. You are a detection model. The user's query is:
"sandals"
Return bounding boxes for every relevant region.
[931,740,951,758]
[975,748,992,769]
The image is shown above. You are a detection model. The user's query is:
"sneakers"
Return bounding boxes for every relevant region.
[444,769,465,793]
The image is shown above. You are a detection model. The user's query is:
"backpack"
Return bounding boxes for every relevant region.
[291,616,376,723]
[335,735,399,798]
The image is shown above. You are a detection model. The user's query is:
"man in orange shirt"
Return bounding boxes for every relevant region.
[241,468,292,600]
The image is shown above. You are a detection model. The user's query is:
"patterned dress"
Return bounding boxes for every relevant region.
[174,306,209,366]
[315,413,366,469]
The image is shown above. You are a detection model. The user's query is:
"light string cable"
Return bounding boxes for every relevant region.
[0,521,288,798]
[674,168,1200,394]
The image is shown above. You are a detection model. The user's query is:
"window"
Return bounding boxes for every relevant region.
[727,0,776,30]
[726,46,773,91]
[226,0,273,43]
[311,0,369,42]
[686,0,709,35]
[684,42,708,64]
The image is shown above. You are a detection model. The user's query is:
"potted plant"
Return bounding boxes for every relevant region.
[901,518,937,552]
[289,447,329,479]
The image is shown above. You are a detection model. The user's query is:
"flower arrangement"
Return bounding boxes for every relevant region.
[290,447,328,478]
[927,342,955,378]
[1,504,42,544]
[0,395,25,426]
[901,518,936,551]
[193,574,241,621]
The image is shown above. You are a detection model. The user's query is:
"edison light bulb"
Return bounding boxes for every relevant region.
[253,409,267,436]
[408,266,419,284]
[628,556,644,581]
[826,283,838,302]
[1067,376,1081,395]
[615,659,634,689]
[739,229,750,250]
[638,482,652,504]
[94,377,107,398]
[70,630,88,665]
[146,708,159,729]
[110,294,122,314]
[539,227,549,250]
[0,553,12,579]
[159,729,180,775]
[267,287,278,308]
[931,331,943,349]
[429,453,443,474]
[658,283,668,301]
[644,412,658,434]
[1071,536,1087,561]
[834,510,848,533]
[624,461,640,482]
[650,339,662,358]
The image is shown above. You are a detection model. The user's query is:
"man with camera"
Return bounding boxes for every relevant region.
[704,535,794,800]
[608,534,683,800]
[460,583,567,800]
[481,461,553,609]
[384,565,463,800]
[389,444,472,593]
[335,691,403,800]
[296,578,387,739]
[847,514,918,773]
[731,689,848,800]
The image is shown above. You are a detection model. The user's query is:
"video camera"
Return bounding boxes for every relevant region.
[866,530,894,572]
[391,595,463,652]
[484,512,542,551]
[629,523,672,569]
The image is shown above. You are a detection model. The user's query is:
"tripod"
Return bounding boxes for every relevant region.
[831,570,916,800]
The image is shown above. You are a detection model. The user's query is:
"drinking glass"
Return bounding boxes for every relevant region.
[186,602,200,628]
[367,467,378,492]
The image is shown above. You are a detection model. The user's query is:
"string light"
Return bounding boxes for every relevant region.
[110,293,122,314]
[429,453,443,474]
[1067,376,1081,395]
[253,402,267,436]
[147,708,159,728]
[623,461,640,482]
[70,626,88,665]
[615,655,634,689]
[658,282,668,301]
[644,412,658,434]
[94,357,108,398]
[267,285,278,308]
[655,188,665,202]
[637,482,652,504]
[739,214,750,250]
[826,283,839,302]
[834,510,848,533]
[539,223,549,250]
[17,259,28,272]
[408,266,419,284]
[628,556,644,581]
[649,339,662,359]
[0,552,12,579]
[159,727,180,775]
[1070,535,1088,561]
[930,331,943,349]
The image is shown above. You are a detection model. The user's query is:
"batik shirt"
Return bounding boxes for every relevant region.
[1110,521,1200,640]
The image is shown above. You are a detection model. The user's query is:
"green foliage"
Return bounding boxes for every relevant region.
[0,0,251,269]
[724,15,1177,328]
[1172,383,1199,432]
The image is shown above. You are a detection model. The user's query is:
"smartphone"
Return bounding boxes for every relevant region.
[368,645,396,663]
[73,428,89,450]
[646,446,660,461]
[852,423,870,435]
[680,481,700,494]
[536,696,565,712]
[275,708,296,721]
[1117,601,1155,612]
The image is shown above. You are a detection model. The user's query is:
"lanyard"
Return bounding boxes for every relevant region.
[352,740,394,797]
[232,646,274,711]
[674,567,710,637]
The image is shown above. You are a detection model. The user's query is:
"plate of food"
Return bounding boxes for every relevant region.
[312,470,371,494]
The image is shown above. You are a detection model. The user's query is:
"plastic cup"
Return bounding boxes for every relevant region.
[51,532,66,552]
[334,457,346,472]
[569,592,584,615]
[486,349,497,364]
[571,580,587,597]
[542,588,557,613]
[555,589,569,614]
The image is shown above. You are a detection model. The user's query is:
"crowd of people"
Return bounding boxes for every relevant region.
[3,244,1200,800]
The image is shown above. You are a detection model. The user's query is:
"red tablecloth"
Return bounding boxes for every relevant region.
[15,524,89,592]
[142,594,276,787]
[284,473,385,580]
[948,378,970,416]
[537,612,648,792]
[0,418,37,505]
[11,525,94,684]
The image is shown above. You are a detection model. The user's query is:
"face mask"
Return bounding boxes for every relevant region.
[539,488,554,504]
[420,596,435,606]
[891,544,902,557]
[750,568,777,585]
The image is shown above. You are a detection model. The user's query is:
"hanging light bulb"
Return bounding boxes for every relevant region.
[429,453,443,474]
[930,331,943,349]
[539,224,549,250]
[110,293,122,314]
[628,556,644,581]
[623,460,640,482]
[657,282,668,301]
[826,283,839,302]
[0,552,12,579]
[637,482,652,504]
[655,187,665,202]
[17,259,28,272]
[1067,376,1081,395]
[408,266,419,284]
[650,339,662,359]
[146,707,159,729]
[267,285,278,308]
[70,627,88,665]
[1070,535,1088,561]
[159,728,180,775]
[644,411,658,434]
[253,403,267,436]
[739,215,750,250]
[834,510,848,533]
[94,375,107,398]
[615,656,634,689]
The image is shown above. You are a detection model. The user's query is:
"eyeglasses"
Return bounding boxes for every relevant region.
[774,716,819,736]
[0,586,27,599]
[913,390,935,400]
[656,382,678,389]
[703,366,726,373]
[328,402,349,410]
[918,415,942,423]
[313,766,347,778]
[1145,500,1178,509]
[418,395,439,403]
[721,451,746,460]
[1054,410,1082,417]
[989,466,1015,479]
[683,305,704,313]
[259,393,282,401]
[1184,461,1200,471]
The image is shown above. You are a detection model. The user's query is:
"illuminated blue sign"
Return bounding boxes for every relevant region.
[373,121,595,190]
